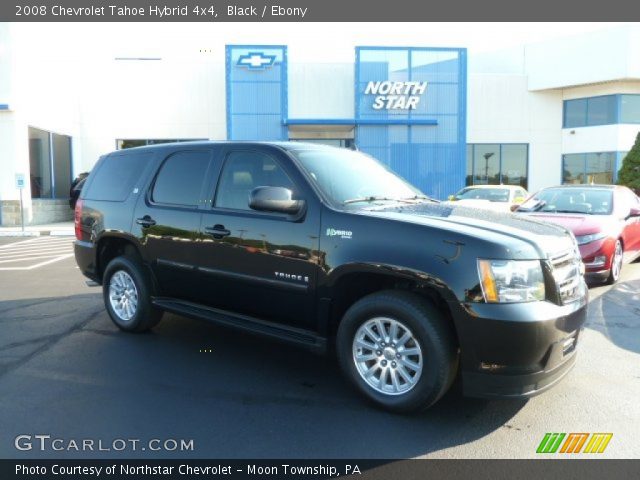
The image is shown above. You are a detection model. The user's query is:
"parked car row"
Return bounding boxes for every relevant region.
[447,183,640,285]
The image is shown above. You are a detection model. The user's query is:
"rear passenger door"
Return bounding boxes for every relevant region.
[195,147,321,330]
[133,148,216,301]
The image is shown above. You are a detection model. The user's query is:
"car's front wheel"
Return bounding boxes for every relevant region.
[606,239,623,285]
[336,290,458,413]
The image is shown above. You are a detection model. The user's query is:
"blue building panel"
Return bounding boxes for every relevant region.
[355,46,467,200]
[226,45,287,141]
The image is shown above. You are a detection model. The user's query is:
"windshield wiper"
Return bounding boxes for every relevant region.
[554,209,592,215]
[517,199,546,212]
[401,194,439,203]
[342,196,415,205]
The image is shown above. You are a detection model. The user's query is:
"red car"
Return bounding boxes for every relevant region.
[515,185,640,284]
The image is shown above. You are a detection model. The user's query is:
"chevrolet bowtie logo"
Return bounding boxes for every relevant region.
[237,52,276,70]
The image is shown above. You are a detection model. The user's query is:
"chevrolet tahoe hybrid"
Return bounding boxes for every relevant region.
[74,142,588,412]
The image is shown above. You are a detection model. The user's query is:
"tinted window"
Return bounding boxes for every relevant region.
[564,99,587,128]
[152,151,211,206]
[215,151,294,211]
[620,95,640,124]
[84,152,152,202]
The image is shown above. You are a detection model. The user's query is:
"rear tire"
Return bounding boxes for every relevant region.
[336,290,458,413]
[103,256,163,332]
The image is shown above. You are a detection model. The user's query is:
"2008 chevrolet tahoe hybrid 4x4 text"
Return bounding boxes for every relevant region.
[74,142,588,412]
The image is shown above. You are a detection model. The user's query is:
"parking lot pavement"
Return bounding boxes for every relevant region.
[0,236,75,271]
[0,236,638,459]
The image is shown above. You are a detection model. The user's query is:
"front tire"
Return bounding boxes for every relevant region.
[336,290,458,413]
[606,239,623,285]
[103,256,163,332]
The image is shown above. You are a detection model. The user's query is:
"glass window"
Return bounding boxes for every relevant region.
[466,144,529,189]
[620,95,640,124]
[28,127,52,199]
[472,144,500,185]
[52,133,72,199]
[85,152,152,202]
[290,147,420,208]
[564,99,587,128]
[215,151,294,211]
[524,187,613,215]
[152,151,210,206]
[500,144,528,188]
[586,96,617,126]
[563,152,617,185]
[586,152,614,184]
[562,154,585,184]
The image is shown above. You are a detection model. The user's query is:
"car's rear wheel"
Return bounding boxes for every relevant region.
[336,290,458,412]
[606,240,623,285]
[103,256,163,332]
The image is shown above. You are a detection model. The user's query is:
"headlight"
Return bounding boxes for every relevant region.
[477,259,545,303]
[575,232,606,245]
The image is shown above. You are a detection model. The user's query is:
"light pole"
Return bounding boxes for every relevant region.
[483,152,495,184]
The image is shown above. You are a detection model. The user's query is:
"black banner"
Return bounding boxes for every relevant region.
[4,460,640,480]
[3,0,640,22]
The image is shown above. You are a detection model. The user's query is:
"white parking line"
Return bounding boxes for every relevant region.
[0,237,75,270]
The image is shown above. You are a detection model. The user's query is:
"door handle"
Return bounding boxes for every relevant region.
[205,224,231,239]
[136,215,156,228]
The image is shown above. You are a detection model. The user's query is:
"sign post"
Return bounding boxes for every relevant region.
[15,173,26,234]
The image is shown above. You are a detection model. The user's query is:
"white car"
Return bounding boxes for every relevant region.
[447,185,528,212]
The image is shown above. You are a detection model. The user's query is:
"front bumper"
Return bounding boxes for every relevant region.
[450,289,588,399]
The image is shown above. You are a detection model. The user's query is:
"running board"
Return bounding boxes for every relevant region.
[151,297,326,353]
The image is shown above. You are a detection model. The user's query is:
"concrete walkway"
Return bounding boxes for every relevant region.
[0,221,74,237]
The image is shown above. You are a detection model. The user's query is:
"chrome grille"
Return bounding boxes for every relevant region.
[549,248,584,304]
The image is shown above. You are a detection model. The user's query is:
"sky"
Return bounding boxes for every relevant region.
[9,22,635,62]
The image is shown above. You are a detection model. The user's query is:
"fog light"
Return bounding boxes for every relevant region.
[584,255,606,268]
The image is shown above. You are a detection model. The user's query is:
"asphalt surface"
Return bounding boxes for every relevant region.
[0,235,638,459]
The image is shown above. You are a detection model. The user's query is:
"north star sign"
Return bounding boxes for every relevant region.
[365,81,428,110]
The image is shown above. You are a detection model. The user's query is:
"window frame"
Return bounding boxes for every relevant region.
[147,148,216,211]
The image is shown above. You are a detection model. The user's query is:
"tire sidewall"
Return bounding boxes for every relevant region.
[337,292,455,412]
[103,256,154,332]
[607,240,623,284]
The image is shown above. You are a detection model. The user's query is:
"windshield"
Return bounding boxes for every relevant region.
[519,188,613,215]
[290,147,424,207]
[454,187,510,202]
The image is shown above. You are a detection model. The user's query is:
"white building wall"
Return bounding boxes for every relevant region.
[77,58,226,172]
[467,74,563,192]
[526,25,640,91]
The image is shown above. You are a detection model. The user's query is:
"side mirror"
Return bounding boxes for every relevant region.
[249,186,304,214]
[628,206,640,218]
[510,204,520,212]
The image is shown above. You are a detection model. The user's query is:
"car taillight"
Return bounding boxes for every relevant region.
[74,198,83,240]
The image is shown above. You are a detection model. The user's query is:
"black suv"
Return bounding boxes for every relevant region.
[74,142,588,412]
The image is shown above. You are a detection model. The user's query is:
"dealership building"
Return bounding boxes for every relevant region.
[1,24,639,225]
